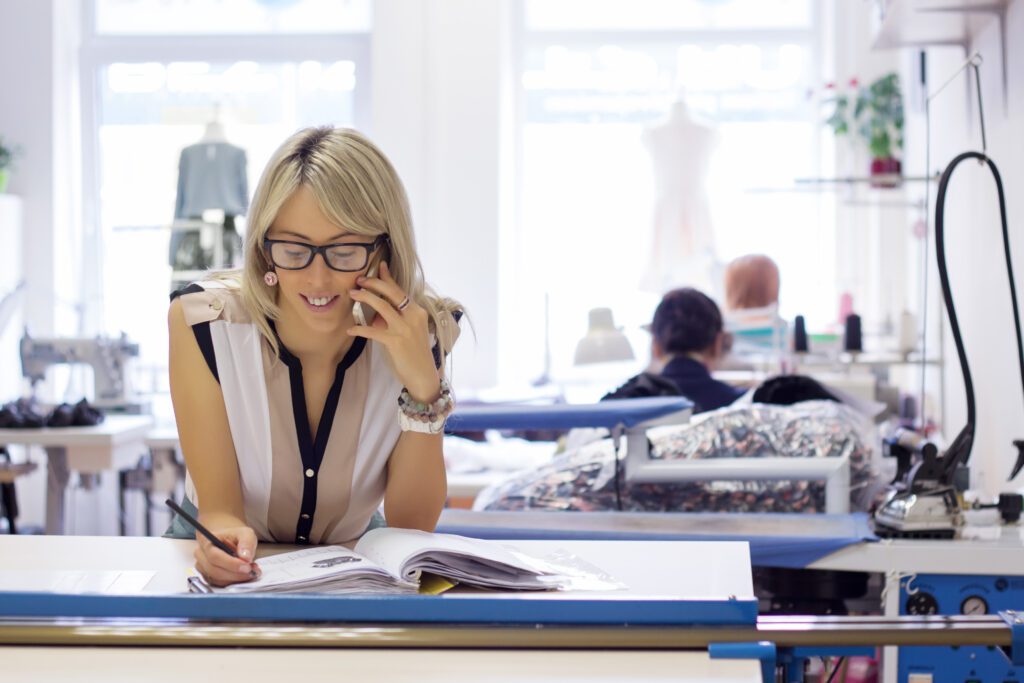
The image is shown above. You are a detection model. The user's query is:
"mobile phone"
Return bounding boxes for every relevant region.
[352,261,380,327]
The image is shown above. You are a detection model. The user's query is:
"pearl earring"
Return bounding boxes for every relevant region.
[264,271,278,286]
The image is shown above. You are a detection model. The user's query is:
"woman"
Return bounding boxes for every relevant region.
[605,287,742,413]
[168,127,462,587]
[648,287,744,412]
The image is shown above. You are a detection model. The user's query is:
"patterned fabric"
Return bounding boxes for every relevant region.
[475,401,883,514]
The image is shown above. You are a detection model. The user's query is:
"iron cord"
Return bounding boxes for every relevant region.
[933,151,1024,480]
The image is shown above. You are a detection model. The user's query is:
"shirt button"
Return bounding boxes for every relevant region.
[210,299,223,311]
[301,513,310,520]
[297,536,307,542]
[305,468,315,478]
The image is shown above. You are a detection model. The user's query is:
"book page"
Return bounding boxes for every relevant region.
[354,528,555,582]
[212,544,408,593]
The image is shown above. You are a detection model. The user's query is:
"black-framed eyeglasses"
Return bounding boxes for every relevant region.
[263,234,389,272]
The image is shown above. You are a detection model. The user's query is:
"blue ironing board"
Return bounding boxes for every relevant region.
[448,396,692,432]
[437,510,878,569]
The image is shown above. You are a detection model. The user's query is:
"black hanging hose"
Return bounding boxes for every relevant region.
[933,151,1024,480]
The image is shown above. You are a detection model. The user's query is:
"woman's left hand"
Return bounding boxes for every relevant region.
[347,260,441,403]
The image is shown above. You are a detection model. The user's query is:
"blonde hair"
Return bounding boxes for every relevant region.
[214,127,463,370]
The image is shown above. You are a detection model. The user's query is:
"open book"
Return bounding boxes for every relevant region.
[191,528,588,594]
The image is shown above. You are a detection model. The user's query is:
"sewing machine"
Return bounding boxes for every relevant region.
[19,329,145,413]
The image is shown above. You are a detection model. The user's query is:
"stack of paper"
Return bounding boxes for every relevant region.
[197,545,419,594]
[358,528,567,591]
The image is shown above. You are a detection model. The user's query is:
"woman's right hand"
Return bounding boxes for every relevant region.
[193,526,261,587]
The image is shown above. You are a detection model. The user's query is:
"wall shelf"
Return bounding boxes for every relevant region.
[872,0,1008,49]
[795,173,939,187]
[871,0,1009,102]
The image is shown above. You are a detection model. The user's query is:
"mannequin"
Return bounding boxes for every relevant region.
[170,114,249,276]
[174,116,248,221]
[724,254,780,313]
[200,120,228,145]
[640,100,718,293]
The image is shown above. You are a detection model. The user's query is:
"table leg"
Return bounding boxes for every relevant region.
[0,481,16,533]
[45,446,69,535]
[118,469,128,536]
[882,572,900,683]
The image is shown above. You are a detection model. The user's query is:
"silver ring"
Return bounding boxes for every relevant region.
[396,296,410,312]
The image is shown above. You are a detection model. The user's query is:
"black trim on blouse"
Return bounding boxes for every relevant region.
[431,309,464,369]
[170,283,219,383]
[269,319,367,544]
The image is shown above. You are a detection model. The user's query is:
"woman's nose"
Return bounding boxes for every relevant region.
[305,252,334,282]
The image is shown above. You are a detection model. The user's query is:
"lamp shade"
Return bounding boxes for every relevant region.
[574,308,635,365]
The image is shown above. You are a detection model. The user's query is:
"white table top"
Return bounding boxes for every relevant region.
[0,535,755,601]
[810,523,1024,575]
[0,414,154,447]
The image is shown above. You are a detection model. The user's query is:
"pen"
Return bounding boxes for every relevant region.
[187,575,212,594]
[164,497,254,564]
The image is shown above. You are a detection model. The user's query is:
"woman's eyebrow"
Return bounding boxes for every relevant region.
[277,229,353,241]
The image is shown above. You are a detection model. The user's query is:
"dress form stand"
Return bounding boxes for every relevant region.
[640,101,718,294]
[169,114,248,290]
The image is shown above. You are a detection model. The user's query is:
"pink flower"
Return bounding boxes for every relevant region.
[849,77,859,87]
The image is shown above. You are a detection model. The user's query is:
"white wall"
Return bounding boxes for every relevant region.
[911,3,1024,498]
[0,0,56,339]
[1,0,96,534]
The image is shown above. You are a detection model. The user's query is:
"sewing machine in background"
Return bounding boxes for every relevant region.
[19,329,146,414]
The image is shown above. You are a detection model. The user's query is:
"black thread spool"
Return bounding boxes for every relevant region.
[793,315,809,353]
[844,313,863,353]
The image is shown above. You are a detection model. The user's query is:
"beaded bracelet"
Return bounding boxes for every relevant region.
[397,377,454,434]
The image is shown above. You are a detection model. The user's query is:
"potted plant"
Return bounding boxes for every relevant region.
[825,72,904,187]
[0,136,21,193]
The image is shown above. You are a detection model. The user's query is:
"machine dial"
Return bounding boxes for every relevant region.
[960,595,988,615]
[905,592,939,615]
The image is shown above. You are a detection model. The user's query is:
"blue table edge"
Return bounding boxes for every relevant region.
[0,591,757,626]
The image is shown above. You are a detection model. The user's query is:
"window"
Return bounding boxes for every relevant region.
[94,0,371,34]
[81,0,371,419]
[504,0,834,389]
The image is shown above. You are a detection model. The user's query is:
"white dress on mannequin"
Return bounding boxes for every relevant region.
[640,101,718,293]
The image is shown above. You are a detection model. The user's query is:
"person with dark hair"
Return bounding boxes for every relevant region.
[650,287,742,412]
[604,287,743,413]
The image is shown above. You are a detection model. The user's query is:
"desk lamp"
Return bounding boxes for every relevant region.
[574,308,634,366]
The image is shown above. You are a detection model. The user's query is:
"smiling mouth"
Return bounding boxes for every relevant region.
[302,294,338,308]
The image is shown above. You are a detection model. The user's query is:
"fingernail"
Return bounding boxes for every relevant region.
[356,276,365,283]
[238,563,252,575]
[238,549,251,560]
[250,569,260,579]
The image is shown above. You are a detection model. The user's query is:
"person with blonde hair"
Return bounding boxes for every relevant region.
[167,127,462,587]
